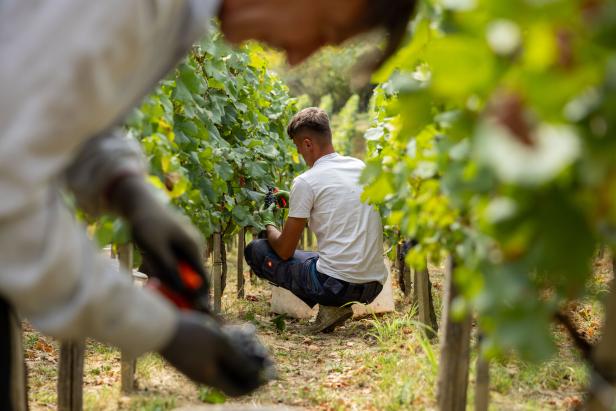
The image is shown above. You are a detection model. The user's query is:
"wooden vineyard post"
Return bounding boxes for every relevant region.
[395,243,403,293]
[203,239,210,266]
[474,334,490,411]
[306,228,313,249]
[250,228,258,281]
[402,257,412,302]
[437,255,472,411]
[118,243,136,394]
[58,341,85,411]
[1,298,28,411]
[403,267,413,303]
[213,232,223,313]
[414,260,438,338]
[237,227,246,299]
[396,240,412,300]
[298,228,305,250]
[585,258,616,410]
[227,236,234,253]
[220,241,228,296]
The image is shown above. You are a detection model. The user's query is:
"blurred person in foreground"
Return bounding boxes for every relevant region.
[0,0,417,408]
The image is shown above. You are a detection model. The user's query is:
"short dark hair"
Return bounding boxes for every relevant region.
[287,107,332,141]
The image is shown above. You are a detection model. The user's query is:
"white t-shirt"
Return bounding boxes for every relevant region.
[288,153,387,285]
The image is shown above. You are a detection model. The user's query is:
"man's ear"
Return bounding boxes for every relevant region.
[303,138,312,149]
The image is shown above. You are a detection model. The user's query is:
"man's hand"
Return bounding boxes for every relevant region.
[275,190,289,209]
[107,176,209,309]
[263,187,289,210]
[160,312,273,396]
[219,0,370,65]
[266,217,306,260]
[258,203,277,229]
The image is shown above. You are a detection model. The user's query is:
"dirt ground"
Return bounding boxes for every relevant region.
[23,244,612,410]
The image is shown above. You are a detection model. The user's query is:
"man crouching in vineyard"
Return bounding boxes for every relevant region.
[245,108,388,333]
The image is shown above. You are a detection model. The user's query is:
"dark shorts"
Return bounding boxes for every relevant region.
[244,239,383,308]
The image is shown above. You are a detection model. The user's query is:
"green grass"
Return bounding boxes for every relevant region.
[30,388,56,409]
[83,386,117,411]
[125,396,177,411]
[24,332,39,350]
[24,253,596,410]
[197,386,226,404]
[360,312,439,410]
[136,353,168,381]
[367,308,417,344]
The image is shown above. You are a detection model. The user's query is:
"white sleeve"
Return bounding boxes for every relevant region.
[0,0,219,355]
[0,190,177,357]
[0,0,219,217]
[288,177,314,219]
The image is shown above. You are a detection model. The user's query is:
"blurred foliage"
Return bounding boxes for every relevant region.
[261,43,377,112]
[294,94,313,111]
[362,0,616,362]
[252,40,378,161]
[332,95,360,156]
[318,94,334,117]
[93,27,303,245]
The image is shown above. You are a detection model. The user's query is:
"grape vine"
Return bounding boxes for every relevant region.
[362,0,616,361]
[124,30,301,243]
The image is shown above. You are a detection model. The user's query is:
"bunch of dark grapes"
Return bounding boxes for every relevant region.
[263,187,276,208]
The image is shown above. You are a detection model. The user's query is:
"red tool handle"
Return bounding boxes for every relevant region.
[178,261,203,290]
[146,261,209,312]
[146,278,193,311]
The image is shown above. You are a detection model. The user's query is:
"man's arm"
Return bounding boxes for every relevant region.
[0,0,218,355]
[271,175,313,259]
[266,217,307,260]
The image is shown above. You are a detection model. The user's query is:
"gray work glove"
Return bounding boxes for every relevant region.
[107,176,209,310]
[160,313,275,396]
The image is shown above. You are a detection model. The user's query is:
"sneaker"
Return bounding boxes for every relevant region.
[306,305,353,334]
